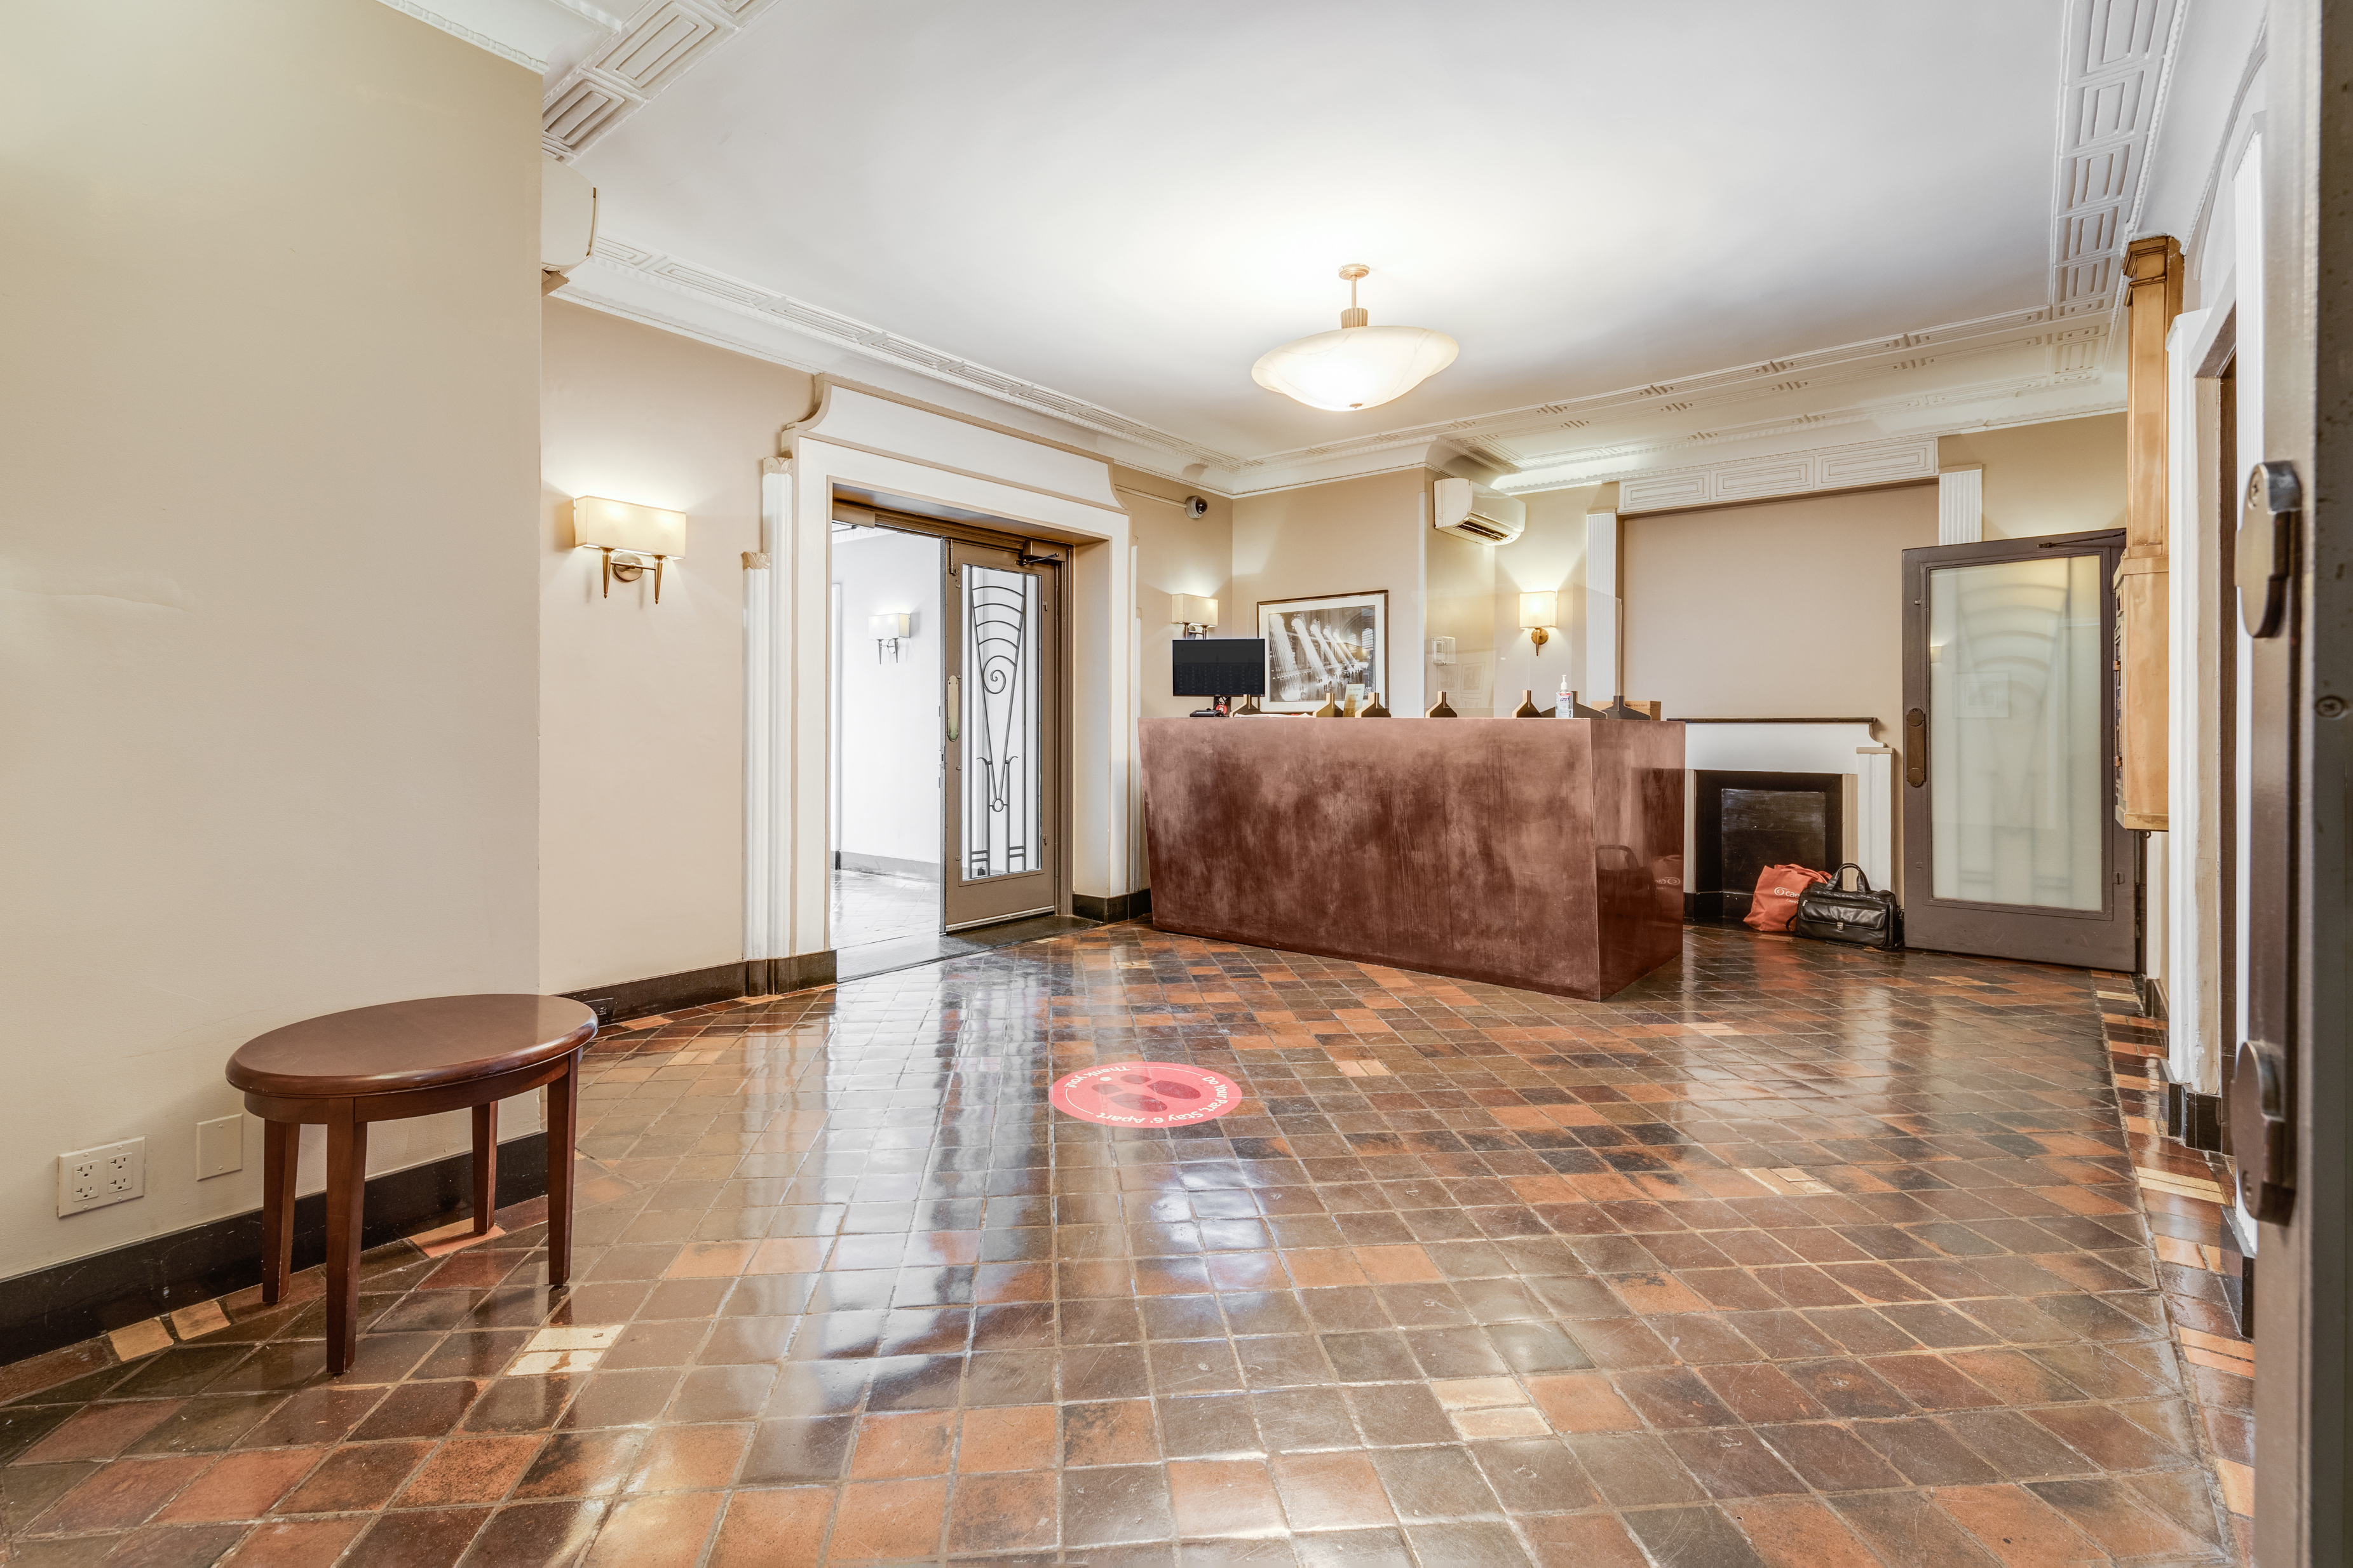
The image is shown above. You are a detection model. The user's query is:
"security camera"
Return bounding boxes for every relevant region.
[1183,495,1209,519]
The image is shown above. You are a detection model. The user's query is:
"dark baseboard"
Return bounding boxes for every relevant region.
[562,961,759,1026]
[2219,1201,2256,1339]
[1685,892,1747,923]
[2138,973,2170,1022]
[2155,1058,2225,1153]
[0,1133,548,1371]
[2166,1081,2225,1152]
[1075,889,1151,923]
[561,952,841,1027]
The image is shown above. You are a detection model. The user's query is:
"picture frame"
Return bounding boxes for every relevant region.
[1256,590,1389,712]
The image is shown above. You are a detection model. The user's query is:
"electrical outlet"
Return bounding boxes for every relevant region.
[197,1116,243,1179]
[58,1138,145,1217]
[586,997,616,1025]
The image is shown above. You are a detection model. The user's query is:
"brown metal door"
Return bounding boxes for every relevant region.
[940,537,1062,930]
[1899,529,2136,967]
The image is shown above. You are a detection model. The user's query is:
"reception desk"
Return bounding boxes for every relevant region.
[1138,717,1685,1001]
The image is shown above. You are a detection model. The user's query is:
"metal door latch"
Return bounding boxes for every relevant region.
[2238,460,2300,639]
[1904,708,1927,787]
[2230,1037,2293,1221]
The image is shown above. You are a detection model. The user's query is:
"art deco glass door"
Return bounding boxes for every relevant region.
[941,537,1061,930]
[1899,529,2134,967]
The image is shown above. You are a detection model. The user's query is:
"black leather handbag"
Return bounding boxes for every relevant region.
[1790,863,1903,950]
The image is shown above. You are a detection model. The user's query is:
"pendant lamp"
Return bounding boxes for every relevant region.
[1251,264,1458,412]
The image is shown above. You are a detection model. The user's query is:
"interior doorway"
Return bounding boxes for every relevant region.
[1898,527,2137,968]
[830,524,946,949]
[825,501,1075,977]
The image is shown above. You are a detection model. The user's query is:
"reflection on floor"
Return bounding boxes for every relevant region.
[831,868,939,949]
[0,924,2250,1566]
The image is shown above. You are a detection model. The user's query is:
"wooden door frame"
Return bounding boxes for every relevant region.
[1897,527,2136,968]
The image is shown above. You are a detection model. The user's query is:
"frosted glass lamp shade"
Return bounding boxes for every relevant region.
[1170,594,1218,627]
[1519,591,1559,630]
[1251,325,1460,412]
[573,496,686,558]
[869,612,912,639]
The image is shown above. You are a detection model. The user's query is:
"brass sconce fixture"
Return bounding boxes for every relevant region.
[574,496,686,603]
[871,612,913,662]
[1519,590,1558,652]
[1170,593,1219,639]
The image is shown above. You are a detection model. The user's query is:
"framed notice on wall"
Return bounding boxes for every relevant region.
[1257,591,1388,712]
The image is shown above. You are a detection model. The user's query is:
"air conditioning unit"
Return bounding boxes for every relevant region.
[1433,476,1526,544]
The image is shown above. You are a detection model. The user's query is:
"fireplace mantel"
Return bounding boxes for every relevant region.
[1676,720,1896,892]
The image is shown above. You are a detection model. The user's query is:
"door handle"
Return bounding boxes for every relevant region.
[2230,1037,2293,1220]
[946,674,960,741]
[2238,460,2300,639]
[1904,708,1927,787]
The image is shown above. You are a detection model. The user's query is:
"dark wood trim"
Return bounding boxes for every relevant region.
[1075,889,1151,923]
[0,1132,549,1372]
[562,961,760,1025]
[1668,717,1880,725]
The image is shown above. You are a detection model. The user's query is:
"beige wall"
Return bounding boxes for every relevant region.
[1,0,541,1276]
[1941,414,2128,539]
[1121,474,1234,720]
[539,302,813,992]
[1425,521,1498,715]
[1622,484,1939,738]
[1232,469,1431,712]
[1491,483,1609,711]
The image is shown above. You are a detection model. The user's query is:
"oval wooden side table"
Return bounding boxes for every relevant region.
[226,994,597,1374]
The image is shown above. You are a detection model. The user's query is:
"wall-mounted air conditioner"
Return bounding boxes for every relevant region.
[1433,476,1525,544]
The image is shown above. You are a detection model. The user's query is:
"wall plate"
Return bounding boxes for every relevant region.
[197,1116,243,1180]
[58,1138,145,1217]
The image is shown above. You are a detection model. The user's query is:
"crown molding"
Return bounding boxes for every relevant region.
[536,0,2181,502]
[540,0,780,161]
[571,235,1247,475]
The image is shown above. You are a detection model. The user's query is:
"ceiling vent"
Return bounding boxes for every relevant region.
[1433,476,1526,545]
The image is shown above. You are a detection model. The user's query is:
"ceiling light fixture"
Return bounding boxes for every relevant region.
[1251,264,1458,413]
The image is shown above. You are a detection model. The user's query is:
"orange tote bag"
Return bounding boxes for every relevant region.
[1744,863,1831,933]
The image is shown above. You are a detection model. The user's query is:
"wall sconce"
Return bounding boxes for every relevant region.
[1171,594,1219,639]
[871,612,914,663]
[574,496,686,604]
[1519,591,1559,651]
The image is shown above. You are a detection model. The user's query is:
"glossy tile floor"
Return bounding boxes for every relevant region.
[0,923,2247,1567]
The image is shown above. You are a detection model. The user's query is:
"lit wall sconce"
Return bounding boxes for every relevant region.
[1171,593,1219,639]
[1519,591,1559,652]
[574,496,686,604]
[871,612,914,663]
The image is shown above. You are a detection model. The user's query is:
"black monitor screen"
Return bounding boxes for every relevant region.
[1172,637,1266,696]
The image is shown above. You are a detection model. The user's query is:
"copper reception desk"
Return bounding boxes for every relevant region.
[1138,717,1686,1001]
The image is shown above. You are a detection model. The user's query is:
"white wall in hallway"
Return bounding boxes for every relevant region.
[834,529,945,875]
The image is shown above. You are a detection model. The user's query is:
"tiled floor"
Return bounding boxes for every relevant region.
[0,923,2249,1566]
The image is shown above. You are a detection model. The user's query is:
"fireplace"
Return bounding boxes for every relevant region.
[1689,770,1844,923]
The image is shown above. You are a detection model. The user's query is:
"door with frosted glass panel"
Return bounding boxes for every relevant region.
[941,537,1061,930]
[1899,530,2135,968]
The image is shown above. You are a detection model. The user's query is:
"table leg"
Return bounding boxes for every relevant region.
[546,1050,579,1288]
[325,1100,367,1376]
[471,1102,498,1235]
[261,1120,298,1304]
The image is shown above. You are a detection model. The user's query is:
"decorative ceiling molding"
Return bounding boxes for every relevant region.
[574,234,1245,472]
[540,0,780,161]
[372,0,549,69]
[539,0,2181,497]
[1615,438,1939,515]
[2049,0,2187,335]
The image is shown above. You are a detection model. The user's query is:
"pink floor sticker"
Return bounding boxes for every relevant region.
[1050,1060,1242,1128]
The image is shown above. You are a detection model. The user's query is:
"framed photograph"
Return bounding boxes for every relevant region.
[1257,591,1388,711]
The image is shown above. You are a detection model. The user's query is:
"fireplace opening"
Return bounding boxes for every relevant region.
[1689,770,1844,923]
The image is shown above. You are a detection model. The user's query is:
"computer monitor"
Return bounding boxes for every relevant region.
[1171,637,1266,697]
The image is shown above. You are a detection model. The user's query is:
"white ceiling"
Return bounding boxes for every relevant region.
[374,0,2254,490]
[572,0,2067,463]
